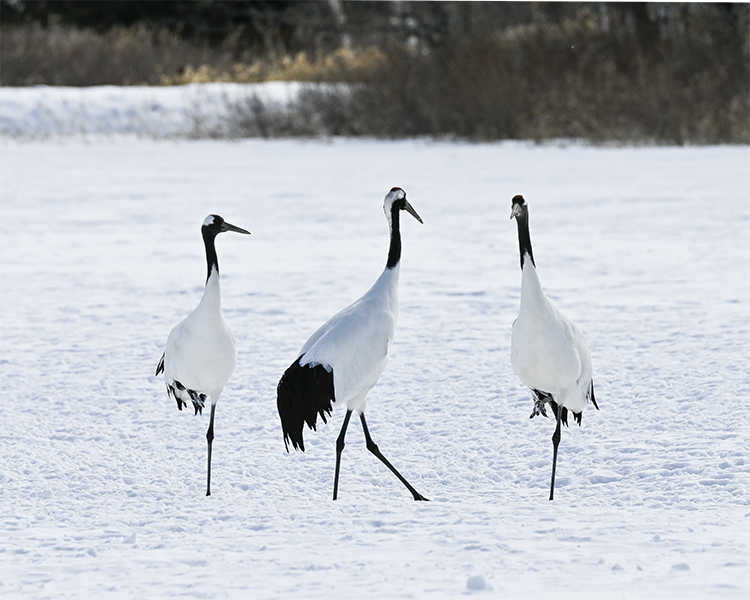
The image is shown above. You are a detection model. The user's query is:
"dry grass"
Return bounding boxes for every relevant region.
[161,47,386,85]
[0,23,218,86]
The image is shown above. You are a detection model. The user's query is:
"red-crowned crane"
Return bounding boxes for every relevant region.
[277,187,428,501]
[156,214,250,496]
[510,195,598,501]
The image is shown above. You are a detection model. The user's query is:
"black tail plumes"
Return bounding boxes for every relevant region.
[590,380,599,411]
[277,358,335,452]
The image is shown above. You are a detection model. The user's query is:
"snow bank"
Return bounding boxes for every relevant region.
[0,82,303,139]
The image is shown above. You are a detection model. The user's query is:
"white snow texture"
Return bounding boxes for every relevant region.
[0,83,303,139]
[1,90,749,599]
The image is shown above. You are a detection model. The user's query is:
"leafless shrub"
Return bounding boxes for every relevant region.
[223,5,748,144]
[282,8,748,144]
[0,22,224,86]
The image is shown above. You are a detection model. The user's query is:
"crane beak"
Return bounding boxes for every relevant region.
[510,204,522,220]
[404,200,424,224]
[222,222,251,235]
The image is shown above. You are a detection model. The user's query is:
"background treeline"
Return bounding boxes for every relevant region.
[1,1,748,144]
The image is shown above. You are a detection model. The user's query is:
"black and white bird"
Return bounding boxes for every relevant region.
[510,195,598,501]
[277,187,428,501]
[155,214,250,496]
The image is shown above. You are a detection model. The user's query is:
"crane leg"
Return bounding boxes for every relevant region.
[360,413,428,501]
[206,403,216,497]
[332,410,353,500]
[549,404,563,501]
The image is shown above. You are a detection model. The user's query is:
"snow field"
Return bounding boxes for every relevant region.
[1,138,748,598]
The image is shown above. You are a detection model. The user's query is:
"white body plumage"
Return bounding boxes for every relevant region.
[511,259,592,415]
[299,265,399,415]
[162,270,237,408]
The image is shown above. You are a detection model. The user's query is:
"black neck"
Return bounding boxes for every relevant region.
[203,229,219,283]
[515,213,535,269]
[386,203,401,269]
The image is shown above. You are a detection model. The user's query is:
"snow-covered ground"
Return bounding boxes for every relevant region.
[1,88,749,598]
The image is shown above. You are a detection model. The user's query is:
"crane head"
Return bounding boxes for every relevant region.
[202,214,251,236]
[385,187,423,224]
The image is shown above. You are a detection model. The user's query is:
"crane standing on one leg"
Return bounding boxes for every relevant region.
[156,214,250,497]
[509,195,598,501]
